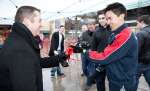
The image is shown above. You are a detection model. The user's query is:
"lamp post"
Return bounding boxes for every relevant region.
[74,16,81,37]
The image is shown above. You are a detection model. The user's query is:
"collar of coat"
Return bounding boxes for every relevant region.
[12,22,40,51]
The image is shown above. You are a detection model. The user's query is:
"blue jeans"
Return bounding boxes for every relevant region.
[81,52,94,87]
[81,53,88,76]
[51,66,63,76]
[136,63,150,87]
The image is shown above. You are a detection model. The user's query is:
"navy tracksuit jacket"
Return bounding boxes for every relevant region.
[87,24,138,91]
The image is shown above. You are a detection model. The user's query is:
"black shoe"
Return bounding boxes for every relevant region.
[58,73,65,77]
[81,73,85,76]
[51,74,55,78]
[83,85,91,90]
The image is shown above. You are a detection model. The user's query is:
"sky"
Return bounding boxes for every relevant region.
[0,0,149,22]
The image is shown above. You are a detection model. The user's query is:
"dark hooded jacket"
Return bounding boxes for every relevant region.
[91,25,111,52]
[136,25,150,64]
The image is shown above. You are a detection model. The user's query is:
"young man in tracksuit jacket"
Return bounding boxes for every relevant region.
[86,2,138,91]
[136,15,150,88]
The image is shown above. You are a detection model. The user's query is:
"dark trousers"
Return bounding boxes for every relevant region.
[96,71,106,91]
[84,53,106,91]
[87,68,106,91]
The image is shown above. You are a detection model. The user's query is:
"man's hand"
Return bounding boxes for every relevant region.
[58,52,69,67]
[54,50,59,55]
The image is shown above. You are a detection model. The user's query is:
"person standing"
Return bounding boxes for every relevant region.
[87,2,138,91]
[0,6,65,91]
[136,15,150,88]
[80,21,96,90]
[80,24,88,76]
[90,11,111,91]
[49,25,65,77]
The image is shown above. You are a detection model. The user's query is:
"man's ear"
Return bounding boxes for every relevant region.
[30,18,34,23]
[22,17,32,30]
[120,14,125,19]
[141,21,145,25]
[22,17,29,25]
[23,17,34,25]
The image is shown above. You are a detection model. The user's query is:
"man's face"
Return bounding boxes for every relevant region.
[87,23,95,31]
[0,36,4,45]
[31,11,41,36]
[59,26,65,34]
[98,14,107,26]
[25,11,41,36]
[81,25,88,31]
[136,21,143,29]
[105,11,124,31]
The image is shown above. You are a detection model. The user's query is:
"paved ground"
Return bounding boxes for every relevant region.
[42,54,150,91]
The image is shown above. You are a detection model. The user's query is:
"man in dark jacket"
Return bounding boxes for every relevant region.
[49,25,65,77]
[90,11,111,91]
[87,2,138,91]
[80,20,96,90]
[136,15,150,88]
[0,6,66,91]
[80,21,96,77]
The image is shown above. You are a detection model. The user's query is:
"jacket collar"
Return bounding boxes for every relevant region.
[112,23,128,35]
[12,22,40,50]
[96,24,111,32]
[142,25,150,30]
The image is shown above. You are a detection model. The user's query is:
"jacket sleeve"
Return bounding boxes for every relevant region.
[91,32,98,51]
[136,31,145,52]
[88,28,133,65]
[80,32,86,41]
[61,35,65,52]
[40,56,59,68]
[49,32,56,56]
[8,51,38,91]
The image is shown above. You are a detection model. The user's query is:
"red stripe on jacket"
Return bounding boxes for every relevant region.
[89,27,132,61]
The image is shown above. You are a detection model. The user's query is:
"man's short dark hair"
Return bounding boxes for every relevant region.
[97,10,105,16]
[15,6,40,22]
[104,2,127,17]
[60,25,65,28]
[137,15,150,25]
